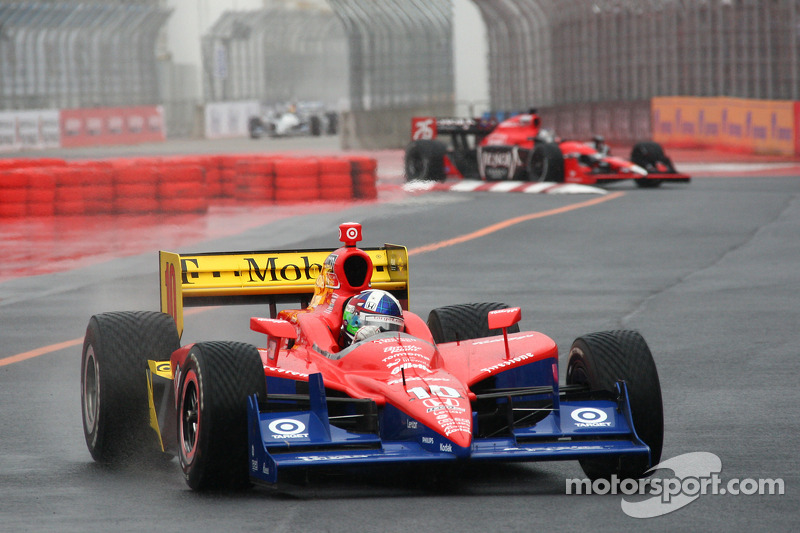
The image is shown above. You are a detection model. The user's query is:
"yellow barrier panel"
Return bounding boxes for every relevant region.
[652,96,796,156]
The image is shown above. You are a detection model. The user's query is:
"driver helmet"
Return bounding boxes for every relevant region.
[340,289,404,347]
[593,135,607,153]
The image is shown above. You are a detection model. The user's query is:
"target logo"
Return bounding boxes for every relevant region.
[338,222,362,246]
[268,418,308,438]
[570,407,611,426]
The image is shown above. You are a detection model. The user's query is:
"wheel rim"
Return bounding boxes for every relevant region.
[407,154,426,179]
[180,375,200,463]
[532,153,548,181]
[566,359,589,386]
[82,346,99,434]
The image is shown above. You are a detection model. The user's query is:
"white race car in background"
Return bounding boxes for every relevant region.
[248,102,338,139]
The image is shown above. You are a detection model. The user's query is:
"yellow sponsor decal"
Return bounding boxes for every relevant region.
[146,360,171,452]
[172,247,408,299]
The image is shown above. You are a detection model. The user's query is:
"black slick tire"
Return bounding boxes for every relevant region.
[404,140,447,182]
[631,141,673,188]
[176,341,266,491]
[427,302,521,344]
[566,330,664,479]
[81,311,180,464]
[526,142,564,182]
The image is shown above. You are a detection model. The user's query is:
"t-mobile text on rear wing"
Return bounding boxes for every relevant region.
[159,245,409,337]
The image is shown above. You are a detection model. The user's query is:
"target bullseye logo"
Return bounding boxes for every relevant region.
[268,418,306,436]
[571,407,609,424]
[338,222,362,246]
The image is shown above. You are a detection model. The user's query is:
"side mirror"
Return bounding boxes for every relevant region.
[488,307,521,330]
[488,307,521,360]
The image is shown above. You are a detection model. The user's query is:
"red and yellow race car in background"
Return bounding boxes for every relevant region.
[81,222,664,490]
[405,110,690,188]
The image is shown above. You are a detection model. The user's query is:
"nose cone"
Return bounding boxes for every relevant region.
[431,408,473,457]
[447,430,473,458]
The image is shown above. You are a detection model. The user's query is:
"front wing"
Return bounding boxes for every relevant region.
[592,171,691,184]
[247,373,651,484]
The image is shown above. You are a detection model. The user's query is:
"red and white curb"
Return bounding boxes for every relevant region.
[403,180,607,195]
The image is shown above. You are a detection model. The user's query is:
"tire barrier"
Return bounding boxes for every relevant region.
[235,158,274,203]
[348,156,379,200]
[0,154,378,218]
[318,158,354,201]
[0,169,29,218]
[274,158,320,203]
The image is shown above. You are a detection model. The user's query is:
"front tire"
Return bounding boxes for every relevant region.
[177,341,266,491]
[81,311,179,464]
[404,140,447,182]
[427,302,521,344]
[566,330,664,479]
[631,141,674,188]
[526,142,564,182]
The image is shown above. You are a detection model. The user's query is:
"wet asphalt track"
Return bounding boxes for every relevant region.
[1,138,798,532]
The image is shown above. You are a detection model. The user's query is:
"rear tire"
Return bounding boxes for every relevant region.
[526,142,564,182]
[81,311,179,464]
[404,140,447,182]
[177,341,266,491]
[248,117,263,139]
[566,330,663,479]
[310,115,322,136]
[427,302,521,344]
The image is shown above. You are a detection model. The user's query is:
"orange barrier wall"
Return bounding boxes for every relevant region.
[652,96,797,156]
[0,154,378,218]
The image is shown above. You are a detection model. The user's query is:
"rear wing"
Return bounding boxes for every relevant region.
[159,245,409,337]
[411,116,497,141]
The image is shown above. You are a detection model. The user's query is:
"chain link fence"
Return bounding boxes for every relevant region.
[201,6,348,107]
[327,0,455,148]
[0,1,170,111]
[3,0,799,146]
[478,0,800,111]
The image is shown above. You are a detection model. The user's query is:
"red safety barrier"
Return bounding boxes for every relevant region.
[27,168,57,216]
[274,158,320,203]
[0,169,28,217]
[113,162,160,214]
[217,155,246,198]
[53,167,87,215]
[318,157,354,200]
[0,158,66,171]
[71,161,115,215]
[158,162,209,214]
[346,156,378,200]
[0,153,377,217]
[235,158,274,203]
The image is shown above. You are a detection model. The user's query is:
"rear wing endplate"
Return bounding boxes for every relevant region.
[159,246,409,337]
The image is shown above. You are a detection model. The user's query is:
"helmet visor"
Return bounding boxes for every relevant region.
[363,314,404,333]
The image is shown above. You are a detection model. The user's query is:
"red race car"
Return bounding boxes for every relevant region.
[80,222,664,490]
[405,110,690,188]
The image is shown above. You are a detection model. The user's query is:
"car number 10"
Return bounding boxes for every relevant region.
[407,385,461,400]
